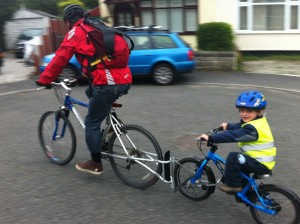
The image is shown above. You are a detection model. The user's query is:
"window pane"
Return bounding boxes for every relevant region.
[155,9,168,29]
[171,9,183,32]
[170,0,182,7]
[140,0,152,7]
[151,36,177,49]
[186,0,197,5]
[155,0,167,7]
[186,9,197,31]
[141,11,153,26]
[130,36,151,50]
[118,13,132,26]
[253,5,284,30]
[239,7,248,30]
[291,6,298,29]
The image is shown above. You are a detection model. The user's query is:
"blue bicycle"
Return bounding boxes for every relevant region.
[38,80,163,189]
[173,127,300,224]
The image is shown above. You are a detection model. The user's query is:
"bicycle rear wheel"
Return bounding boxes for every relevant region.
[38,111,76,165]
[108,124,163,189]
[174,158,216,201]
[250,184,300,224]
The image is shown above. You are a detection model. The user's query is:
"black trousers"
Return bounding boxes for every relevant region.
[224,152,270,187]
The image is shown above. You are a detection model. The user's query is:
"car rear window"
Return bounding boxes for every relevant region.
[151,35,177,49]
[130,36,151,50]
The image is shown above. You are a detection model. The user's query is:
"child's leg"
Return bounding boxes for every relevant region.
[224,152,244,187]
[241,154,270,175]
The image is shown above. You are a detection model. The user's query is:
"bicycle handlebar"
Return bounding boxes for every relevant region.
[211,126,224,133]
[195,126,224,142]
[50,79,78,94]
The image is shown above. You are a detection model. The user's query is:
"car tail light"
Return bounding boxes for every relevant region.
[188,50,194,60]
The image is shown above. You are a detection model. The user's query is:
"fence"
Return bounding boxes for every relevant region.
[34,19,68,74]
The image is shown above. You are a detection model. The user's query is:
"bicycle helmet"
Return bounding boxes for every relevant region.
[235,90,267,110]
[63,4,85,24]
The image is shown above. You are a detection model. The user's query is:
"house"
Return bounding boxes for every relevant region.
[99,0,300,52]
[4,7,58,50]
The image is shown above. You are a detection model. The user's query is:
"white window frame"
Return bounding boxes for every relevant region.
[237,0,300,33]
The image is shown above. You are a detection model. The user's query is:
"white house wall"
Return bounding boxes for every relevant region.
[4,17,48,49]
[236,33,300,51]
[4,7,51,50]
[200,0,300,51]
[99,0,300,51]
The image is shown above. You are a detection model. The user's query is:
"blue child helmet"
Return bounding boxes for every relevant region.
[236,90,267,110]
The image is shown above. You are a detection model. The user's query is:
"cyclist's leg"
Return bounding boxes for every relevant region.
[76,84,130,174]
[240,154,270,175]
[76,86,115,174]
[224,152,270,186]
[223,152,244,187]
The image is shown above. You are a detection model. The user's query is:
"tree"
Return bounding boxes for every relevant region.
[0,0,18,49]
[57,0,85,15]
[17,0,60,15]
[82,0,98,9]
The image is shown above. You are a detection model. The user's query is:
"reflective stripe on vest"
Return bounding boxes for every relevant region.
[241,142,275,151]
[238,117,276,170]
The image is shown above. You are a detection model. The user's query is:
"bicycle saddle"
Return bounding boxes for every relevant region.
[254,171,272,179]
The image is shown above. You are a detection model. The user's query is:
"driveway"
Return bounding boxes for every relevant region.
[0,52,35,84]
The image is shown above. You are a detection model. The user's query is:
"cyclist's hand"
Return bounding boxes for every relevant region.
[199,134,209,141]
[35,80,52,89]
[219,123,228,130]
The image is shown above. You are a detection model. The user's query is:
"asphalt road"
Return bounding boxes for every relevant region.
[1,71,300,224]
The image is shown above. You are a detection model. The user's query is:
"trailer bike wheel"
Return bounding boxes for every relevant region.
[174,157,216,201]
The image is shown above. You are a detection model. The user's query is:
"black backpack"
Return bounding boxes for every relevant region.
[79,17,134,71]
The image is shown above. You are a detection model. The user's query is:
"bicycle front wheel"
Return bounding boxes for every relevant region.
[38,111,76,165]
[174,158,216,201]
[108,124,163,189]
[250,184,300,224]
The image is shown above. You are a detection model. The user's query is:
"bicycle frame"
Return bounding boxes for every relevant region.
[51,82,178,188]
[192,142,277,215]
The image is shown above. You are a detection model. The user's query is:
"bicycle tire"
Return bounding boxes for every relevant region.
[38,111,76,165]
[174,157,216,201]
[108,124,163,189]
[250,184,300,224]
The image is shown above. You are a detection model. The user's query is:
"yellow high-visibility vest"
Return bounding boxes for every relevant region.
[238,117,276,170]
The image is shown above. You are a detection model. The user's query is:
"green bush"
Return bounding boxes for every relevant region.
[197,22,235,51]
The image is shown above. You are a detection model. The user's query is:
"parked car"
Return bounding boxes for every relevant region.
[15,28,44,59]
[39,27,195,85]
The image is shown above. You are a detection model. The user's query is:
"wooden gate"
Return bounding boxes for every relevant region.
[34,19,68,74]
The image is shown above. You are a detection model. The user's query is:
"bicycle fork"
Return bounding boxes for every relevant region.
[52,108,70,140]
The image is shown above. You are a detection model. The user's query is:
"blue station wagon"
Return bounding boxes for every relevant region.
[39,27,195,85]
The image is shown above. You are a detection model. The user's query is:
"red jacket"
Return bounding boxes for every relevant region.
[38,19,132,85]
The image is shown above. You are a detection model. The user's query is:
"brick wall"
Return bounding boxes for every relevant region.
[194,51,238,71]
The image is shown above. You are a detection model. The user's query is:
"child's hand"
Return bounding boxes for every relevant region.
[220,123,228,130]
[198,134,209,141]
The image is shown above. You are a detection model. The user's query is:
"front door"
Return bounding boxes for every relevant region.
[114,3,134,26]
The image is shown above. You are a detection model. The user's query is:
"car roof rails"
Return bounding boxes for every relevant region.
[114,25,169,32]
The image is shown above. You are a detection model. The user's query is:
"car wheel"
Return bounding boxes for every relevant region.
[56,65,79,82]
[152,63,175,86]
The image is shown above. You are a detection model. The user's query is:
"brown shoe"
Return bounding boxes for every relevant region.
[218,183,242,193]
[75,160,103,175]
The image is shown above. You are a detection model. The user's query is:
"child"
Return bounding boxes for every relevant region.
[199,90,276,193]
